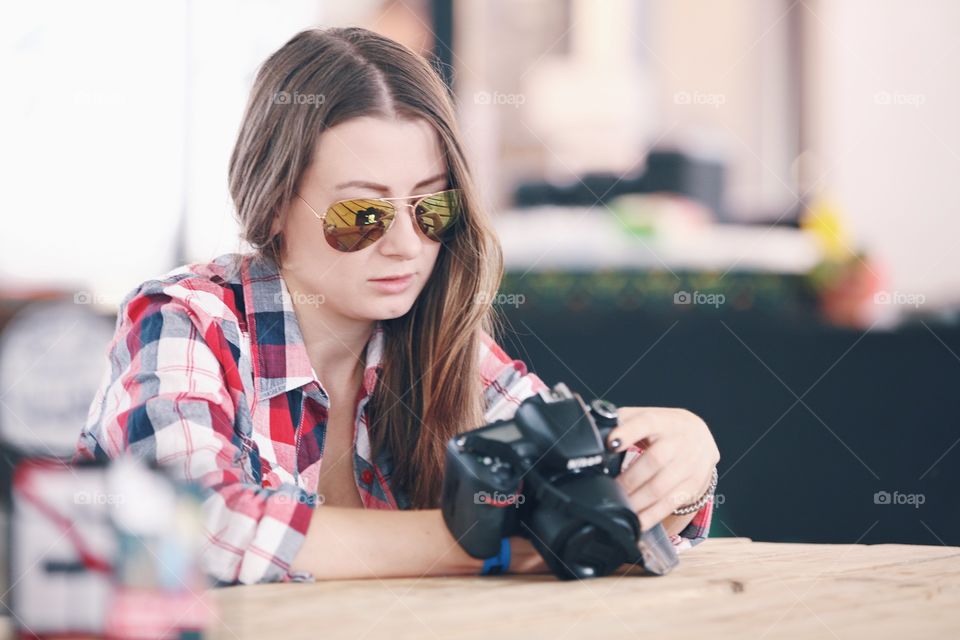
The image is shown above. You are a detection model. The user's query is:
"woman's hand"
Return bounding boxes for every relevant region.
[605,407,720,533]
[509,536,549,575]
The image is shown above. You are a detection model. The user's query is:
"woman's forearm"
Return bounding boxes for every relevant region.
[289,506,547,579]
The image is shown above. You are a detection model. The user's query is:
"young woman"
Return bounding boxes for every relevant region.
[75,27,720,585]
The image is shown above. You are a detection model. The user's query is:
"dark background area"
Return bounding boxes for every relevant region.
[496,288,960,546]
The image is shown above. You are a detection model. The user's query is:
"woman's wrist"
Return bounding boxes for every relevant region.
[506,537,548,575]
[671,466,718,516]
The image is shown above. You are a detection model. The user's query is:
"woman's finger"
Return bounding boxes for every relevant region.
[605,408,667,452]
[616,439,679,494]
[624,456,691,514]
[637,496,682,533]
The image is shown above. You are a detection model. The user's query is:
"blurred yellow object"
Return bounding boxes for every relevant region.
[801,196,854,262]
[800,195,892,328]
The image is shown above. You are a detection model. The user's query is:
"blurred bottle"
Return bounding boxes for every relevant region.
[104,455,212,639]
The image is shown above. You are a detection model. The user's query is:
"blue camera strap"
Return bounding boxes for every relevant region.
[480,537,511,575]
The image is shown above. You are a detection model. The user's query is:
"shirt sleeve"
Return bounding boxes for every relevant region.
[478,329,713,552]
[74,284,316,585]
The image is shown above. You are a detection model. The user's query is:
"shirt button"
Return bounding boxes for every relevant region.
[361,469,374,485]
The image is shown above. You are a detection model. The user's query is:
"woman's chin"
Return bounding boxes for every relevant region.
[363,299,416,321]
[376,306,414,320]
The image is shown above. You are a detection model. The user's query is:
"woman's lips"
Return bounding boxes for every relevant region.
[368,273,415,294]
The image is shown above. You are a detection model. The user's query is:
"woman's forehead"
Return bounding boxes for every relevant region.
[309,116,446,194]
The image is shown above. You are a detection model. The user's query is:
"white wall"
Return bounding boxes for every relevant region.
[1,1,321,306]
[1,1,186,299]
[806,0,960,306]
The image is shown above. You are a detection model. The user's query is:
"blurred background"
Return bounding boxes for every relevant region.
[2,0,960,622]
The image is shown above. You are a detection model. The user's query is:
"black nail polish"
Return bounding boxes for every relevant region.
[609,438,622,450]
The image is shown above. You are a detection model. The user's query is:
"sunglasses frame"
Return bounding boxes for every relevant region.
[294,188,464,252]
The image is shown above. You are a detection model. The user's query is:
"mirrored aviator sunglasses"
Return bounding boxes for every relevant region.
[297,188,464,253]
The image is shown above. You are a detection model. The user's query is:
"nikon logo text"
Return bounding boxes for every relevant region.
[567,454,603,471]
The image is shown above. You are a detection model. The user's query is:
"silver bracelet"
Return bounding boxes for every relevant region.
[672,466,718,516]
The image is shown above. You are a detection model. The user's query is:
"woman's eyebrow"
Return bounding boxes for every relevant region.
[413,173,448,190]
[334,173,447,194]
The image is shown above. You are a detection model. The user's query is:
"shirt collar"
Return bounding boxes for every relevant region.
[239,253,385,401]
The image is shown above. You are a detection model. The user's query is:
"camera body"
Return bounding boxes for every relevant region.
[441,383,678,580]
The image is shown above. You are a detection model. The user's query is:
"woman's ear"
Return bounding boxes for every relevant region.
[269,208,284,237]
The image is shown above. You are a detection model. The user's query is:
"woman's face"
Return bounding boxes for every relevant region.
[276,116,447,322]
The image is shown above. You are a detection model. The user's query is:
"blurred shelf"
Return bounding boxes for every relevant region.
[494,207,822,275]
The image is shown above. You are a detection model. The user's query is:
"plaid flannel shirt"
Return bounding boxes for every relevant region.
[74,252,711,585]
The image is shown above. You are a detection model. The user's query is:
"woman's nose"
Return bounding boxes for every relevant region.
[378,203,423,257]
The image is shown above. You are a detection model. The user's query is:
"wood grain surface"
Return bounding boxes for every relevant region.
[207,537,960,639]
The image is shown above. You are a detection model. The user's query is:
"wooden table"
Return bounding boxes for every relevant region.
[209,538,960,639]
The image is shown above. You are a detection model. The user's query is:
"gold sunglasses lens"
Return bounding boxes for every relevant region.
[324,199,395,252]
[414,189,462,240]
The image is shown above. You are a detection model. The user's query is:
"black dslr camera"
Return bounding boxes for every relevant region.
[441,383,678,580]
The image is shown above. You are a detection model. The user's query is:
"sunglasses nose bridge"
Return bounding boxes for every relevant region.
[369,198,413,241]
[386,198,421,230]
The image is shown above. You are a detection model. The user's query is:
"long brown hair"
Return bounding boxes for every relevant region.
[228,27,503,508]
